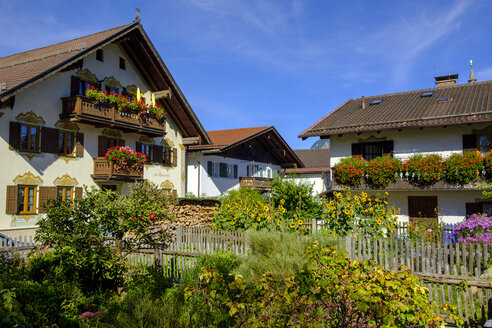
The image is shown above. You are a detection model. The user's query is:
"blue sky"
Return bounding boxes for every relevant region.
[1,0,492,149]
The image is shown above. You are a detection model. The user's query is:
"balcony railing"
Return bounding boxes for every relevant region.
[92,159,144,181]
[61,96,166,136]
[239,177,273,191]
[332,178,485,191]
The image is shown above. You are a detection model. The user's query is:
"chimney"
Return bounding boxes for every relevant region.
[361,96,366,109]
[434,74,458,88]
[468,60,477,83]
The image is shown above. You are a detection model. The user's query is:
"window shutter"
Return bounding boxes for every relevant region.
[207,161,213,176]
[41,127,59,154]
[76,132,84,157]
[6,185,18,214]
[351,143,362,159]
[219,163,227,178]
[172,190,178,198]
[118,139,125,147]
[38,186,57,213]
[234,165,238,179]
[152,145,163,163]
[98,136,106,157]
[247,165,250,177]
[463,134,477,152]
[382,140,394,157]
[136,142,142,153]
[75,187,83,199]
[172,148,178,166]
[466,202,482,217]
[9,122,21,151]
[71,76,80,96]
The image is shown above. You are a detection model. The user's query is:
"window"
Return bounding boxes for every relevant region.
[105,86,119,95]
[163,189,172,197]
[362,142,384,161]
[119,57,126,70]
[57,187,73,203]
[20,124,39,152]
[136,142,152,163]
[408,196,438,225]
[370,98,383,105]
[420,91,434,97]
[58,131,74,156]
[247,164,260,177]
[479,134,492,154]
[163,147,172,166]
[98,136,123,157]
[17,185,37,214]
[96,49,104,62]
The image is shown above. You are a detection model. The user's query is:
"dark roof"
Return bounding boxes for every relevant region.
[188,126,304,168]
[299,80,492,138]
[0,22,211,144]
[283,149,330,174]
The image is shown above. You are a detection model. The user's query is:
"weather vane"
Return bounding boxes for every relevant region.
[136,8,141,22]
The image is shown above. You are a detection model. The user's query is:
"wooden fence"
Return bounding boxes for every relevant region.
[346,234,492,324]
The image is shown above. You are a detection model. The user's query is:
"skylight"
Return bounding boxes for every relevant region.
[370,98,383,105]
[437,97,449,102]
[420,91,434,97]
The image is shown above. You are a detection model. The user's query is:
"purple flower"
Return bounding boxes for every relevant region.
[454,213,492,245]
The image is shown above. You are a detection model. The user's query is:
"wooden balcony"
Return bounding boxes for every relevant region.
[61,96,166,136]
[332,178,486,192]
[92,159,144,181]
[239,177,273,191]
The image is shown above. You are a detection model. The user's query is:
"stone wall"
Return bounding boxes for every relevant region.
[172,198,220,227]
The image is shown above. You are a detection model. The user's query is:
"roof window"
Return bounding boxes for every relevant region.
[437,97,450,103]
[420,91,434,97]
[370,98,383,105]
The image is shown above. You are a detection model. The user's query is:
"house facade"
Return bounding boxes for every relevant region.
[282,149,331,195]
[0,22,210,236]
[186,126,303,197]
[300,74,492,224]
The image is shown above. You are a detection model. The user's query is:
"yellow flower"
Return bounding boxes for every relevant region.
[293,214,297,217]
[298,219,303,225]
[253,225,258,229]
[344,209,350,215]
[354,196,359,201]
[321,215,325,219]
[267,216,271,220]
[264,205,269,211]
[249,213,254,218]
[256,217,261,222]
[280,207,286,213]
[375,198,379,202]
[362,198,366,202]
[361,192,367,197]
[290,222,296,228]
[277,220,282,226]
[280,199,285,204]
[307,226,311,230]
[384,191,388,195]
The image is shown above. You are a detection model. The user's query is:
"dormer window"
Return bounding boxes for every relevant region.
[96,49,104,62]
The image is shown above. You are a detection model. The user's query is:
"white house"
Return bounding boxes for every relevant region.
[0,21,210,236]
[299,72,492,224]
[186,126,303,197]
[282,149,331,195]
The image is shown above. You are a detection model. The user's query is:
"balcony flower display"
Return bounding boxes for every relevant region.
[85,87,167,121]
[444,151,483,185]
[332,157,366,187]
[365,156,403,188]
[453,213,492,245]
[484,151,492,180]
[403,154,444,187]
[105,146,147,172]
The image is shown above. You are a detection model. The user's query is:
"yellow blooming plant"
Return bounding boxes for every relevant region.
[323,189,398,238]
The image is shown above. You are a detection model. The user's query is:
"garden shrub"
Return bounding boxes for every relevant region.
[186,243,463,327]
[453,213,492,245]
[364,156,403,188]
[403,153,444,186]
[323,190,398,237]
[271,176,322,221]
[444,151,483,184]
[484,150,492,180]
[332,157,366,187]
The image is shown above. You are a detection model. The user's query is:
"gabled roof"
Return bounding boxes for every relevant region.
[283,149,330,174]
[188,126,304,168]
[0,22,211,144]
[299,80,492,138]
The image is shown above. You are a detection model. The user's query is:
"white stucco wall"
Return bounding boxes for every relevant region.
[186,153,281,197]
[284,173,330,195]
[0,43,187,232]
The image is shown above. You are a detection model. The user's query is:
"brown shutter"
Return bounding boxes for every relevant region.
[136,142,142,153]
[76,132,84,157]
[172,148,178,166]
[466,203,482,217]
[71,76,80,96]
[351,143,362,159]
[463,134,477,152]
[6,185,18,214]
[39,186,57,213]
[152,145,163,163]
[118,139,125,147]
[9,122,21,150]
[172,190,178,198]
[382,140,394,157]
[98,136,106,157]
[75,187,83,199]
[41,127,60,154]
